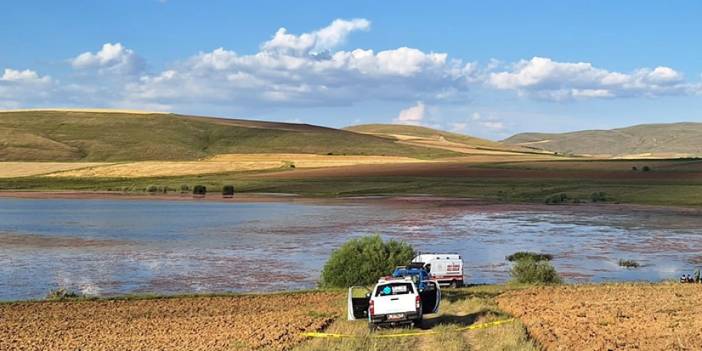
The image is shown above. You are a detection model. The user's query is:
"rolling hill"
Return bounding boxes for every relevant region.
[0,110,458,162]
[344,124,540,155]
[503,122,702,158]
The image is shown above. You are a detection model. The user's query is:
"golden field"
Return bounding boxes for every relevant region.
[0,154,428,178]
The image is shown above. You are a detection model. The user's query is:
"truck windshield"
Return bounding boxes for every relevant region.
[375,283,414,297]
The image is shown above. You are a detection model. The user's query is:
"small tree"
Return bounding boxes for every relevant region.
[192,185,207,197]
[642,165,651,172]
[222,185,235,198]
[146,185,158,193]
[320,235,415,288]
[180,184,190,194]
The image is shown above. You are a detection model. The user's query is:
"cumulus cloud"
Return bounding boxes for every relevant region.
[393,101,426,125]
[261,18,370,55]
[71,43,143,75]
[0,68,54,108]
[124,19,479,108]
[2,19,702,112]
[487,57,696,100]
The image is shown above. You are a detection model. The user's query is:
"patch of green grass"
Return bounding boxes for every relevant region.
[295,285,538,351]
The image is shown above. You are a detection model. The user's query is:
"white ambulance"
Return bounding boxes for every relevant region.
[412,253,464,287]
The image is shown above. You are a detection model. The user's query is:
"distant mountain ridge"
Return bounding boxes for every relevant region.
[503,122,702,157]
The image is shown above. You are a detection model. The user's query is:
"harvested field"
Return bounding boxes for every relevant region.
[0,292,341,351]
[44,160,284,178]
[31,154,426,178]
[208,153,426,167]
[0,162,108,178]
[497,283,702,350]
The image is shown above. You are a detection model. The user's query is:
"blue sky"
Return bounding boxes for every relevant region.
[1,1,701,139]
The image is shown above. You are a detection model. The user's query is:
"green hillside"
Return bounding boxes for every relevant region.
[0,110,457,161]
[344,124,505,148]
[503,122,702,157]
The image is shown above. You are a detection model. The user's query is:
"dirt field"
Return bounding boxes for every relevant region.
[0,292,341,351]
[497,283,702,350]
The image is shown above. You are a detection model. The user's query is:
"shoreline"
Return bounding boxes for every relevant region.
[2,190,701,215]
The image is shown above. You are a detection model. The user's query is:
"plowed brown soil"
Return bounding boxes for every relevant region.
[0,292,341,351]
[497,284,702,350]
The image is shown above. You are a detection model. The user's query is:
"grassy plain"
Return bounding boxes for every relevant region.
[2,158,700,207]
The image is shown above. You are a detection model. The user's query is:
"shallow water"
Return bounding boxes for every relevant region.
[1,197,701,300]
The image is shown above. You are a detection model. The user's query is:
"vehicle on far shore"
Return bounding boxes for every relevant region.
[412,253,464,288]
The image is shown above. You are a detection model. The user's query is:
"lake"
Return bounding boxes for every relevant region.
[1,197,701,300]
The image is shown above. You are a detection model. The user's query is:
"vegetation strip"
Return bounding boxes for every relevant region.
[301,318,515,338]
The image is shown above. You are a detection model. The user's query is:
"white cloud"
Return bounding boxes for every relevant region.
[71,43,143,75]
[2,20,702,113]
[487,57,696,100]
[393,101,426,125]
[124,19,478,109]
[1,68,51,83]
[261,18,370,55]
[0,68,54,108]
[451,112,505,133]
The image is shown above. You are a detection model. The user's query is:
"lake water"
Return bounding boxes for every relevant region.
[1,197,701,300]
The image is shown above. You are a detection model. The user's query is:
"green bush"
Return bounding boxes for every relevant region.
[46,288,80,301]
[642,165,651,172]
[591,191,609,202]
[510,258,562,284]
[192,185,207,196]
[545,193,569,204]
[180,184,190,193]
[618,259,640,268]
[506,251,553,262]
[146,185,158,193]
[222,185,235,197]
[320,235,415,288]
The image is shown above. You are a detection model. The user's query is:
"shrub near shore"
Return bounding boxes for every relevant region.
[319,235,414,288]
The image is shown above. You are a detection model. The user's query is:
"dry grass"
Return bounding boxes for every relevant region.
[30,154,427,178]
[0,162,109,178]
[208,153,427,167]
[296,286,537,351]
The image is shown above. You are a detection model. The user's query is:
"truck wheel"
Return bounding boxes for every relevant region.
[368,323,378,332]
[449,280,457,288]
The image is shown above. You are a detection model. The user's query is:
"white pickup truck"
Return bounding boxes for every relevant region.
[348,276,441,328]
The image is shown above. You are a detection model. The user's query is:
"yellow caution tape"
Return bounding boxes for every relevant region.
[301,318,515,339]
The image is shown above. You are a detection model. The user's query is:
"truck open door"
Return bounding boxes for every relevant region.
[347,286,371,320]
[420,281,441,314]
